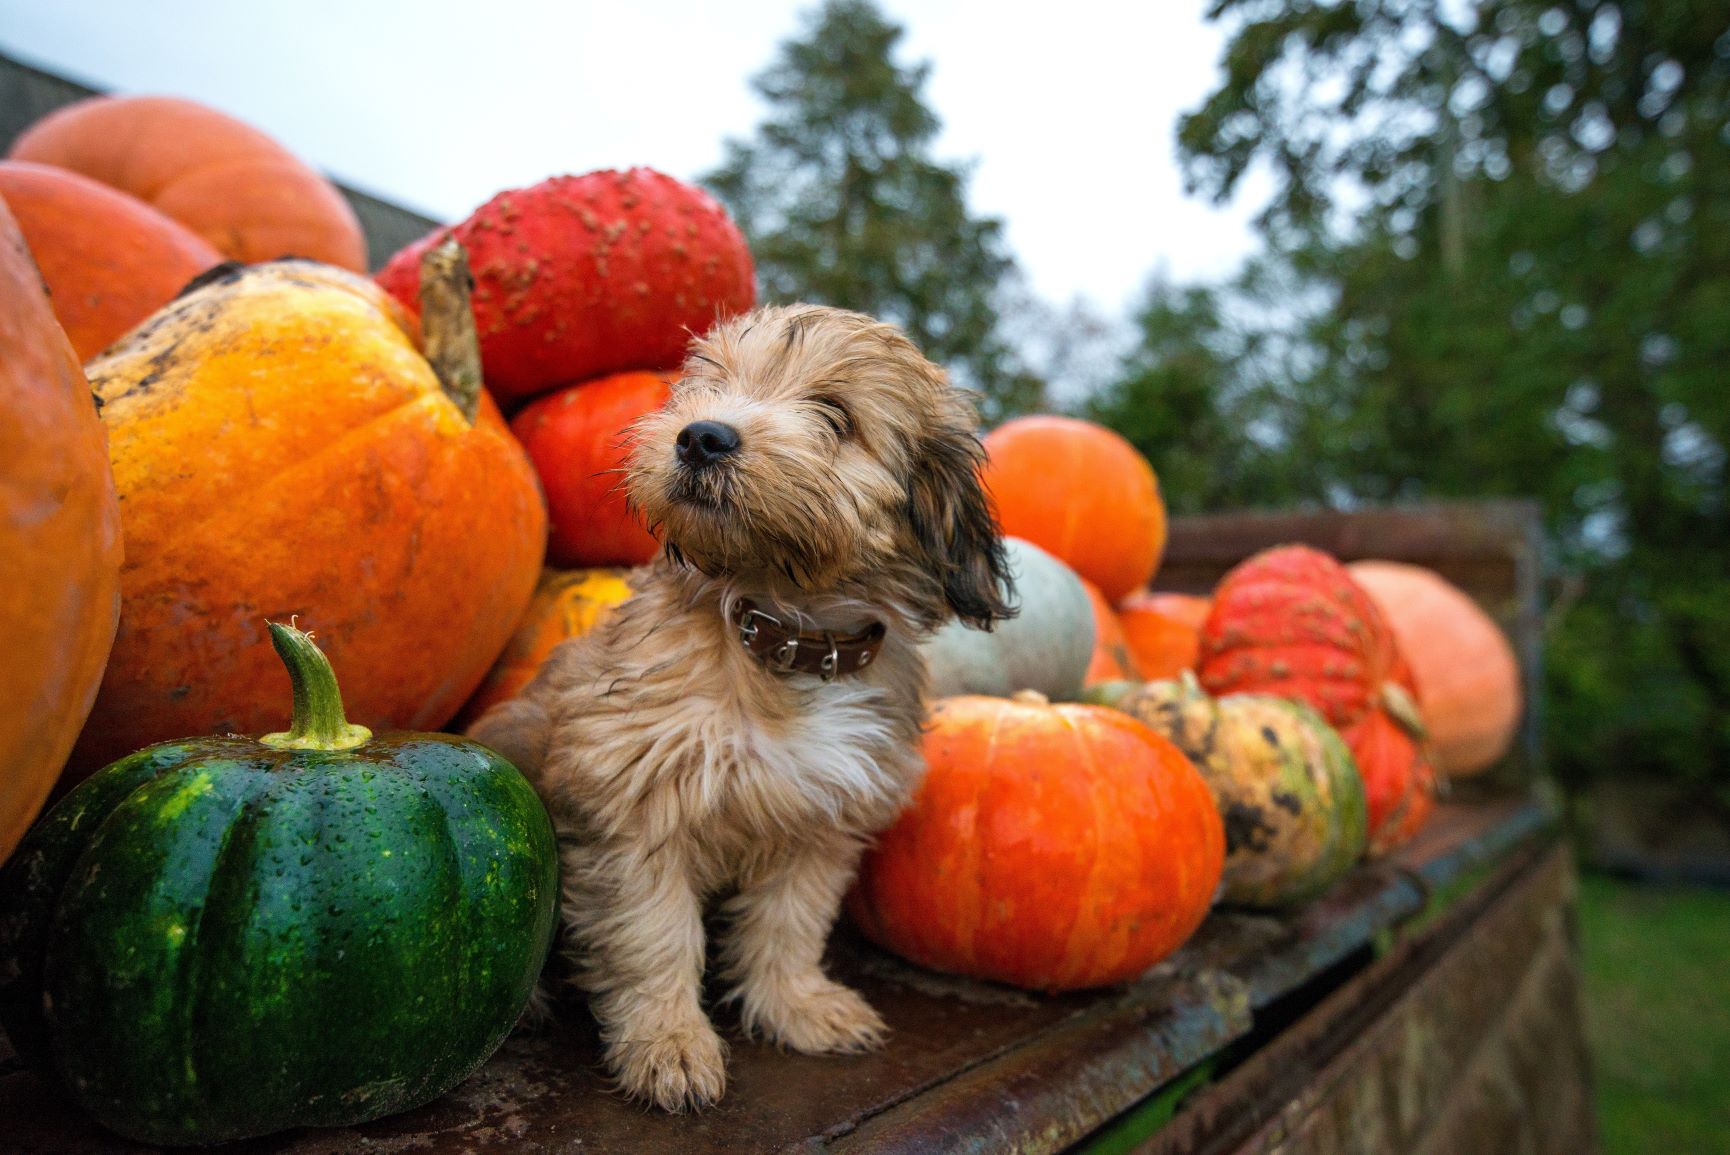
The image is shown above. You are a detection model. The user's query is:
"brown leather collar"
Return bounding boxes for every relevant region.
[728,598,887,681]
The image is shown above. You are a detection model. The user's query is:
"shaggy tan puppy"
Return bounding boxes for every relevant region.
[469,304,1012,1112]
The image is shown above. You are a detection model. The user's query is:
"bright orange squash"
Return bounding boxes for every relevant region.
[0,161,223,360]
[981,416,1167,603]
[1081,577,1140,685]
[510,370,675,567]
[10,95,366,270]
[1117,591,1210,680]
[0,198,123,860]
[455,567,637,727]
[848,692,1223,991]
[1348,561,1522,777]
[69,245,545,776]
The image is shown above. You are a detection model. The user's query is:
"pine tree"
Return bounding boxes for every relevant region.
[703,0,1041,421]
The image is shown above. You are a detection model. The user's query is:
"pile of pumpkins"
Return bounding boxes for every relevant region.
[0,91,1524,1146]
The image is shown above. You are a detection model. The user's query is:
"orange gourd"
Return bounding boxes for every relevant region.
[69,246,545,776]
[456,567,637,727]
[0,198,123,860]
[982,416,1167,603]
[848,692,1224,991]
[1081,577,1141,685]
[1347,561,1523,777]
[1198,545,1434,853]
[0,161,224,360]
[510,371,675,567]
[10,95,366,270]
[1117,592,1211,680]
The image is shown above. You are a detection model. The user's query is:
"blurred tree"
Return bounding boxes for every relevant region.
[703,0,1042,421]
[1144,0,1730,795]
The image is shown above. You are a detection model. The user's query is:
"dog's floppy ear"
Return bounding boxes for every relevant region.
[907,394,1017,630]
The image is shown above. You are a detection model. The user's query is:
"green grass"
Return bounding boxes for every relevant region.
[1577,870,1730,1154]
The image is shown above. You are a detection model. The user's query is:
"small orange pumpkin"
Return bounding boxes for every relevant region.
[70,244,545,776]
[848,692,1224,991]
[0,161,224,360]
[982,416,1168,603]
[456,567,637,727]
[0,197,123,860]
[1081,577,1140,685]
[10,95,366,271]
[1117,591,1210,681]
[1348,561,1522,777]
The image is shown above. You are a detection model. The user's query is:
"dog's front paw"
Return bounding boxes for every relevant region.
[750,980,888,1055]
[610,1024,729,1112]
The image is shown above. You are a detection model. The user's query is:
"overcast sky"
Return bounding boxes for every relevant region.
[0,0,1268,319]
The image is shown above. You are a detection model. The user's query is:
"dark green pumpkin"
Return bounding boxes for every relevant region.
[0,624,560,1146]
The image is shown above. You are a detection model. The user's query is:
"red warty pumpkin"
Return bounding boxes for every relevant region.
[9,95,366,270]
[0,161,223,360]
[848,692,1223,991]
[1117,591,1210,681]
[377,169,755,404]
[0,197,123,860]
[1198,544,1434,852]
[510,370,676,567]
[1348,560,1522,777]
[981,416,1168,603]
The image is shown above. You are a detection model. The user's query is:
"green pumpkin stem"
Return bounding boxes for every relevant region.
[418,235,483,425]
[260,622,373,752]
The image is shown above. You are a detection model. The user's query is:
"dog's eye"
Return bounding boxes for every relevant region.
[810,395,852,438]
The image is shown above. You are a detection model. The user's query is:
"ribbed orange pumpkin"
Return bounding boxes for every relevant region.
[1198,545,1433,852]
[0,161,224,360]
[456,567,637,727]
[848,692,1224,991]
[0,198,123,861]
[1117,592,1210,681]
[10,95,366,271]
[1081,577,1140,685]
[982,416,1167,603]
[510,370,675,567]
[69,249,545,776]
[1348,561,1522,777]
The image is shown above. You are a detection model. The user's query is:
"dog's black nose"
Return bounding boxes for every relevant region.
[675,421,741,469]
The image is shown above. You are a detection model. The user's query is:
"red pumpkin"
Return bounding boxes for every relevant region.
[1348,561,1522,777]
[510,370,675,567]
[981,416,1167,603]
[0,197,123,860]
[1117,592,1210,681]
[848,692,1224,991]
[0,161,224,360]
[377,169,755,404]
[1081,577,1140,685]
[9,95,366,270]
[1198,545,1433,852]
[1342,688,1437,855]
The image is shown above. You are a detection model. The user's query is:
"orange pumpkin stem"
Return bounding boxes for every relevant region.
[418,236,484,425]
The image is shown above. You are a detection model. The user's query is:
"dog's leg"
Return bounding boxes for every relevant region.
[718,835,888,1054]
[565,841,727,1112]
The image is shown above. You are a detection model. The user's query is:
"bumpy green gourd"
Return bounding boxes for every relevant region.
[0,623,560,1147]
[1110,672,1367,908]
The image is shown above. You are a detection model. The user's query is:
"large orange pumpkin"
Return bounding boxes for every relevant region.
[848,692,1224,991]
[510,370,675,567]
[981,416,1167,603]
[0,199,123,860]
[455,567,637,727]
[69,245,545,775]
[0,161,224,360]
[1347,561,1523,777]
[10,95,366,271]
[1198,545,1434,852]
[1081,577,1140,685]
[1117,591,1211,681]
